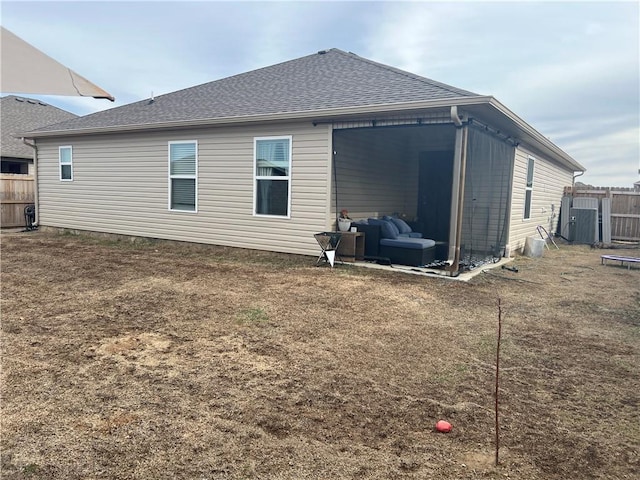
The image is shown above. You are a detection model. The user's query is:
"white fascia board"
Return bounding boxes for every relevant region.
[21,97,495,138]
[21,94,585,174]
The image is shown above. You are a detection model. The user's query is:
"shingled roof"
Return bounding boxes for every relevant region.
[1,95,77,158]
[33,49,480,134]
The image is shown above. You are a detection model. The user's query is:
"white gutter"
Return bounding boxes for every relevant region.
[22,96,496,138]
[22,94,584,173]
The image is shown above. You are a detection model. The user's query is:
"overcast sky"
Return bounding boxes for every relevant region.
[2,0,638,187]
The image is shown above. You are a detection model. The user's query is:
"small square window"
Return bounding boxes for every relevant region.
[59,146,73,181]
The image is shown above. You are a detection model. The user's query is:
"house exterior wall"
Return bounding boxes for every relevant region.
[35,121,332,256]
[332,128,415,221]
[332,123,456,222]
[508,145,574,253]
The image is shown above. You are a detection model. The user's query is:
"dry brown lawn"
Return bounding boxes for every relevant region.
[1,230,639,479]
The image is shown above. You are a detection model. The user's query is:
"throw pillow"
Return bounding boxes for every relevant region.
[368,218,399,239]
[389,217,412,234]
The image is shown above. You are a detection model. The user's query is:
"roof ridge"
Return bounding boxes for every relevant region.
[330,49,478,97]
[147,50,327,103]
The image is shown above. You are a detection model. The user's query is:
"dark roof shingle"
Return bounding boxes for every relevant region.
[1,95,77,157]
[34,49,480,133]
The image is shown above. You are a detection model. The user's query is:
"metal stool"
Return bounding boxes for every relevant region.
[314,232,343,267]
[24,204,37,231]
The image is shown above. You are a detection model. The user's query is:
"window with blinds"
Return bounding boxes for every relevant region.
[169,141,197,212]
[59,146,73,181]
[524,156,534,219]
[254,136,291,217]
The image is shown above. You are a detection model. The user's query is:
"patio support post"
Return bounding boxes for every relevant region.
[447,108,468,275]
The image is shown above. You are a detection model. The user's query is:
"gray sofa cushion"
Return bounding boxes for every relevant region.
[368,218,399,239]
[380,238,436,250]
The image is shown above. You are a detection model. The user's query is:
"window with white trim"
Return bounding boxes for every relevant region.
[168,141,197,212]
[59,146,73,181]
[254,136,291,217]
[523,156,534,219]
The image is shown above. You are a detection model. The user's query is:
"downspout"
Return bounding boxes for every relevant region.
[572,170,584,187]
[446,106,468,276]
[451,105,463,128]
[452,126,469,275]
[22,138,38,225]
[333,147,339,229]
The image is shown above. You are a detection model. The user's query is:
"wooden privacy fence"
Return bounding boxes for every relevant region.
[564,186,640,242]
[1,174,34,228]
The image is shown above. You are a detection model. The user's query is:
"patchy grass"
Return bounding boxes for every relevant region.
[236,307,270,325]
[1,230,639,479]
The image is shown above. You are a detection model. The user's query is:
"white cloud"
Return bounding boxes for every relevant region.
[360,2,474,81]
[562,126,640,187]
[355,1,639,187]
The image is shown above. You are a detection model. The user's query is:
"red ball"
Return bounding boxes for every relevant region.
[436,420,452,433]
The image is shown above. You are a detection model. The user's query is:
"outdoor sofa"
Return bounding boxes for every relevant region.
[354,217,436,267]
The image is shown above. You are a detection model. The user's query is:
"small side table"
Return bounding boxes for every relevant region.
[336,231,365,262]
[314,232,343,267]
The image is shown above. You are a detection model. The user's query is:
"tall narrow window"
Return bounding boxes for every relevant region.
[169,141,197,212]
[59,146,73,181]
[254,136,291,217]
[524,156,534,219]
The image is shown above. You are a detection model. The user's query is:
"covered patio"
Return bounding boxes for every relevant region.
[330,109,516,275]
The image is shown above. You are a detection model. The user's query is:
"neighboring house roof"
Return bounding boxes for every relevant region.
[23,48,584,172]
[1,95,77,159]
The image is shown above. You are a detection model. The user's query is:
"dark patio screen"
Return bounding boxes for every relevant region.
[459,125,515,264]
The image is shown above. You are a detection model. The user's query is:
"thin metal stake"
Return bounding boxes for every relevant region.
[495,297,502,466]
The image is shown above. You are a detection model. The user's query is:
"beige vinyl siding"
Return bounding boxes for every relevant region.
[333,129,415,221]
[508,145,573,253]
[36,121,331,256]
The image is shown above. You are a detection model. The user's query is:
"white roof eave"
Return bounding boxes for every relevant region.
[21,97,495,138]
[23,95,584,173]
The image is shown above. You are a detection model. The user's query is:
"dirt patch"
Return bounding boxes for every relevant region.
[1,231,639,479]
